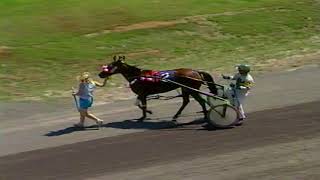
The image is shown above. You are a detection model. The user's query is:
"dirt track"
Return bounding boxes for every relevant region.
[0,65,320,180]
[1,101,320,180]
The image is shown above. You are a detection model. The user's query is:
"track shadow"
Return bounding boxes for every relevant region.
[103,119,178,130]
[103,117,213,131]
[178,118,206,126]
[158,118,231,131]
[198,123,235,131]
[45,117,232,136]
[45,125,99,137]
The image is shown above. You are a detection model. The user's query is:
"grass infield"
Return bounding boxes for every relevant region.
[0,0,319,101]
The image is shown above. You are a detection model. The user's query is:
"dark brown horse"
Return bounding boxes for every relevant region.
[98,57,218,122]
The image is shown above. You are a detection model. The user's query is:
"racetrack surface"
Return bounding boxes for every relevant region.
[1,101,320,180]
[0,65,320,180]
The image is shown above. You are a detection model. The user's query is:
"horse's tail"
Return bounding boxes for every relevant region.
[198,71,218,95]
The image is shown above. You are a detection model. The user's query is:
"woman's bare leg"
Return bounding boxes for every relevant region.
[86,111,104,127]
[74,110,86,127]
[86,113,102,122]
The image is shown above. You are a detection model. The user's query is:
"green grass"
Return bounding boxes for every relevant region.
[0,0,319,101]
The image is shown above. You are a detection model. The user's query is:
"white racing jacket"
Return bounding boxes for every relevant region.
[230,73,254,95]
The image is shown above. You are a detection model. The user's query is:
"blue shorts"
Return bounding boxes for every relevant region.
[79,97,93,109]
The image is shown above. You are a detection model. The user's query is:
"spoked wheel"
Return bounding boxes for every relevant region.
[207,103,238,128]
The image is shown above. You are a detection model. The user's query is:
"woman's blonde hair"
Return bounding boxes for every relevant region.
[77,72,94,84]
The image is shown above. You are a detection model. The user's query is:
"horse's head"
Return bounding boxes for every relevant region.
[98,55,126,78]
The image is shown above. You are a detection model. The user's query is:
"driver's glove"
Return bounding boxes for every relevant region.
[222,74,231,79]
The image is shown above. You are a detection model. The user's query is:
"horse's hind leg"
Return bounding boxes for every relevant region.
[191,92,208,120]
[173,89,190,121]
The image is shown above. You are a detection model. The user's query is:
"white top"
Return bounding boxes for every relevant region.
[78,82,96,99]
[231,73,254,90]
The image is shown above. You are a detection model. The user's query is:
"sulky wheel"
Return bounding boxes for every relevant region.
[207,103,238,128]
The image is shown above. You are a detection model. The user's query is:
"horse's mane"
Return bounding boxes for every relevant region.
[122,62,144,76]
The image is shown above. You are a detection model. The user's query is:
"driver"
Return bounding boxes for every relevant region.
[222,64,254,126]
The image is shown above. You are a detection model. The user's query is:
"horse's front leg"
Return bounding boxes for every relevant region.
[137,95,148,121]
[136,97,153,115]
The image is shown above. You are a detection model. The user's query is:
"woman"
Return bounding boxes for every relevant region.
[72,72,108,128]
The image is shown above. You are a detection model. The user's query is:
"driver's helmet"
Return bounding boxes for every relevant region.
[237,64,251,73]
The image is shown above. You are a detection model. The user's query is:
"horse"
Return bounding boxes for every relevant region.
[98,56,218,122]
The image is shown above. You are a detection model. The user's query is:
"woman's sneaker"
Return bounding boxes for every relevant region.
[74,123,84,128]
[97,120,104,128]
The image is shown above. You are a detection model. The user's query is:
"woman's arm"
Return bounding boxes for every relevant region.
[94,78,108,87]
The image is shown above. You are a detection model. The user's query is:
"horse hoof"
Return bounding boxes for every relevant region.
[172,119,180,124]
[171,119,179,126]
[136,117,146,122]
[172,115,179,120]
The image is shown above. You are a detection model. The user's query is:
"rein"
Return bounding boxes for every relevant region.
[178,75,225,89]
[146,94,183,101]
[161,78,227,102]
